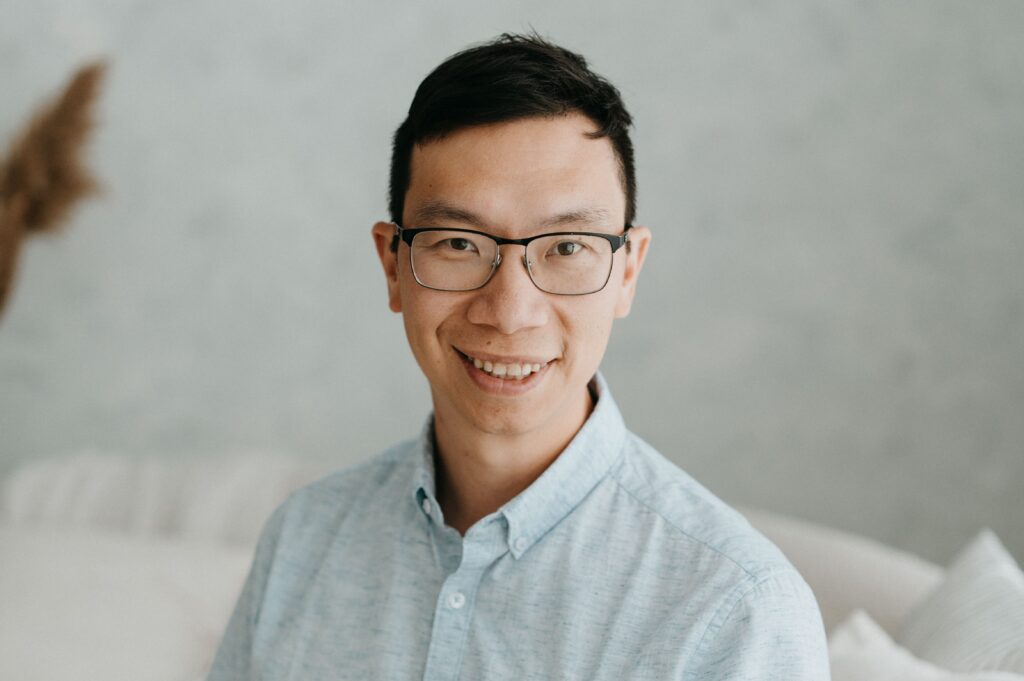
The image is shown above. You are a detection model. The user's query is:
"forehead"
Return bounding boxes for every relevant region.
[405,114,625,230]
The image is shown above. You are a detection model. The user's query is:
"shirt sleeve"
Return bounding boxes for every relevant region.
[205,505,287,681]
[687,571,831,681]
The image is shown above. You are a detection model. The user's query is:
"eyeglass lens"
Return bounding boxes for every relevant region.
[409,230,614,295]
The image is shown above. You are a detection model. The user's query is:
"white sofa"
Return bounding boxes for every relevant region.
[0,452,948,680]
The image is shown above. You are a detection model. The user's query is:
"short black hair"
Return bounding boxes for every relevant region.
[388,33,636,229]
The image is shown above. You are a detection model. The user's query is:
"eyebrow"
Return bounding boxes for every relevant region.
[409,200,615,229]
[539,208,614,229]
[410,201,483,226]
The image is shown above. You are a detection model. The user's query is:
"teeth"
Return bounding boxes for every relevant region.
[466,354,547,380]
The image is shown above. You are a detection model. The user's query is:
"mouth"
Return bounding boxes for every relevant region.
[454,347,554,381]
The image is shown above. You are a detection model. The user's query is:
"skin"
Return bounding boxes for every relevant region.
[372,113,651,535]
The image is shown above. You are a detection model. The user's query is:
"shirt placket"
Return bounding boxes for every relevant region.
[421,517,508,681]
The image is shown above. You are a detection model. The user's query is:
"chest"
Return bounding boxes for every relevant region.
[251,517,718,680]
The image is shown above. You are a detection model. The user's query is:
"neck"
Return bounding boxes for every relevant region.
[432,385,594,536]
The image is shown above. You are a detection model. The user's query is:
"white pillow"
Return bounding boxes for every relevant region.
[830,610,1024,681]
[0,522,251,681]
[898,530,1024,674]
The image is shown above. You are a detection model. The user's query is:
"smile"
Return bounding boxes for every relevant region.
[468,355,544,380]
[454,348,553,382]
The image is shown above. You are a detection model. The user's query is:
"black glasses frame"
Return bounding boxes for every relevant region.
[392,223,631,296]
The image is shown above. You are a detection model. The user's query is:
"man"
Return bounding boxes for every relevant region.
[209,34,830,680]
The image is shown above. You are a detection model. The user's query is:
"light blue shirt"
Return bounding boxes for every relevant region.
[209,375,830,680]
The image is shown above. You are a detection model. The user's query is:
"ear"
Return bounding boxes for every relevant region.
[613,226,651,318]
[371,221,403,313]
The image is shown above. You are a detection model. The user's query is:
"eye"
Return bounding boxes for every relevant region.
[550,240,585,257]
[445,237,477,253]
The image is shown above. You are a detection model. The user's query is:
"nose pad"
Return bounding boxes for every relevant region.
[483,246,535,290]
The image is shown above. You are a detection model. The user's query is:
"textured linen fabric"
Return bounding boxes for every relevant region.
[208,374,830,680]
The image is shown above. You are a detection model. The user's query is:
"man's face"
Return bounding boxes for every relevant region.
[372,114,650,438]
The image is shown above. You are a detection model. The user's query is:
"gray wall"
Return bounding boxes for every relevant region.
[1,0,1021,564]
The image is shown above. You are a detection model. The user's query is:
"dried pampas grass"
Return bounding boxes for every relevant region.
[0,61,107,317]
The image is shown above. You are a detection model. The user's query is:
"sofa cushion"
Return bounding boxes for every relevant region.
[743,507,943,634]
[0,450,332,548]
[0,522,251,681]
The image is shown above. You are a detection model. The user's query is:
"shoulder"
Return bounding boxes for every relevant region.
[230,440,421,633]
[606,431,797,584]
[605,434,829,676]
[260,438,417,542]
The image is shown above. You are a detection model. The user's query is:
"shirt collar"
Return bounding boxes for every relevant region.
[410,372,627,559]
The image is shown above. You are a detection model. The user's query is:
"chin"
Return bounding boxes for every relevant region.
[458,396,550,436]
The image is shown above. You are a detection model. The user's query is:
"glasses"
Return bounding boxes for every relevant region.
[394,224,631,296]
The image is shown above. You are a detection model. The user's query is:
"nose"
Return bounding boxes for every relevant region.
[465,245,550,334]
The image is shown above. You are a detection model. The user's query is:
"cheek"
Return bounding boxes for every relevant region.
[401,286,461,360]
[400,286,436,352]
[557,298,618,362]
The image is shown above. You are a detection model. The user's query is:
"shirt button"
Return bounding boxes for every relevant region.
[421,498,432,516]
[514,537,528,552]
[447,591,466,609]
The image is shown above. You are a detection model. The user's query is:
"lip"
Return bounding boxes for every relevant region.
[453,347,552,396]
[454,347,556,366]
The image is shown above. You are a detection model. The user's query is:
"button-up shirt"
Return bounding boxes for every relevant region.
[208,375,830,680]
